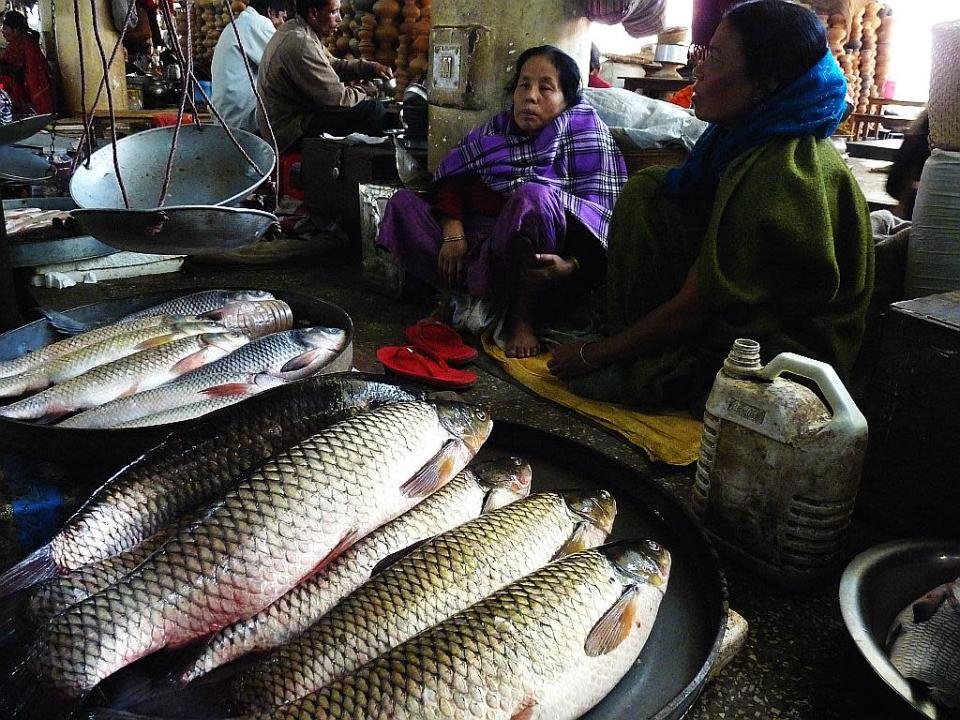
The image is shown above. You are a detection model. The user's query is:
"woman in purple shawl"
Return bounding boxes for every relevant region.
[377,45,627,357]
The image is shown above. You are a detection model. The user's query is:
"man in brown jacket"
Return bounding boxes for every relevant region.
[256,0,394,152]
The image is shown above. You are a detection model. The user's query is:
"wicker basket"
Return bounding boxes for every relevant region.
[929,20,960,151]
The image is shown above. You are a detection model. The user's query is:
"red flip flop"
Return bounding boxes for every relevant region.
[377,345,478,390]
[404,319,478,365]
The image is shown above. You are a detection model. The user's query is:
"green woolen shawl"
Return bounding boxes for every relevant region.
[602,135,875,407]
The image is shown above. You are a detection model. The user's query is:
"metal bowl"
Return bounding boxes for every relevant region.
[0,113,54,146]
[3,197,116,268]
[0,144,54,182]
[69,124,275,209]
[840,539,960,719]
[72,205,278,255]
[0,288,354,462]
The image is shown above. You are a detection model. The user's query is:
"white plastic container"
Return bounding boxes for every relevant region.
[693,339,868,590]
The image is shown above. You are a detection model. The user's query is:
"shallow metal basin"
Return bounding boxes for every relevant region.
[69,124,275,209]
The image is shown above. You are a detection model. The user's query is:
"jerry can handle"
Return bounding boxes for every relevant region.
[758,352,867,433]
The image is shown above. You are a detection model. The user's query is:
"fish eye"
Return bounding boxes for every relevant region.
[475,409,487,420]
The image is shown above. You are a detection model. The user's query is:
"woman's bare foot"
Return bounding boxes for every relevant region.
[505,318,540,358]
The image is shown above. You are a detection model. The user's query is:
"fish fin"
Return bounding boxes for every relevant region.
[400,440,464,498]
[584,587,641,657]
[550,522,592,561]
[39,308,91,335]
[510,697,538,720]
[201,382,260,399]
[172,351,214,375]
[369,537,435,577]
[912,585,951,623]
[279,348,327,377]
[310,529,361,576]
[0,544,59,598]
[135,333,178,350]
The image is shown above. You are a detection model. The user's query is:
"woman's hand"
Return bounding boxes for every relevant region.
[548,340,603,380]
[438,237,468,287]
[525,253,577,288]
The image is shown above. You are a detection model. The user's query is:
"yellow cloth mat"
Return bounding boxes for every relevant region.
[482,335,703,466]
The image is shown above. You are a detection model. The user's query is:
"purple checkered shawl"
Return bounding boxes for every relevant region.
[433,103,628,247]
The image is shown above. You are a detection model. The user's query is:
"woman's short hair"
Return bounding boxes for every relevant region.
[724,0,827,98]
[508,45,582,108]
[2,10,29,33]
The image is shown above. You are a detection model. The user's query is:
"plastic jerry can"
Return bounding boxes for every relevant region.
[692,339,868,590]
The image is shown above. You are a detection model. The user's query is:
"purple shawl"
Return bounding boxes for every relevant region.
[433,103,628,247]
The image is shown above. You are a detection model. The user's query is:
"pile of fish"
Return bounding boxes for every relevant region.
[0,373,672,720]
[0,289,348,427]
[888,575,960,710]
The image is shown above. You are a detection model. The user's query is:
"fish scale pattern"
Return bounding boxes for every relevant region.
[235,492,587,710]
[48,377,424,571]
[182,470,494,682]
[122,290,275,321]
[31,402,452,696]
[272,551,625,720]
[0,333,248,421]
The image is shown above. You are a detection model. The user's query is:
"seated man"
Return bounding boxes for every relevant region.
[256,0,393,152]
[210,0,286,132]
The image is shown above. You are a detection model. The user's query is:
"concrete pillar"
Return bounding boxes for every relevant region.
[55,0,127,113]
[426,0,590,169]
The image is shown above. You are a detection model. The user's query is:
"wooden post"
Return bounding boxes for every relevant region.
[54,0,128,114]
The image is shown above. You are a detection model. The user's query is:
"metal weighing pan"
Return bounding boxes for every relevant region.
[0,113,54,146]
[72,205,278,255]
[69,125,275,209]
[3,197,117,268]
[840,539,960,719]
[0,143,54,182]
[0,288,354,462]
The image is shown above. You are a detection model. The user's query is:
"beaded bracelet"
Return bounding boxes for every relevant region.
[442,235,466,243]
[579,340,601,370]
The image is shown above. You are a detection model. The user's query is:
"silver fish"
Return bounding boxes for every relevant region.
[0,319,229,399]
[233,488,617,710]
[888,576,960,709]
[0,332,249,422]
[16,401,492,699]
[121,290,275,322]
[59,328,348,430]
[0,374,429,599]
[180,456,533,683]
[270,541,671,720]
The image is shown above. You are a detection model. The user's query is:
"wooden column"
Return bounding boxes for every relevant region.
[54,0,128,114]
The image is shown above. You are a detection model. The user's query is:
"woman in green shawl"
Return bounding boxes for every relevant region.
[548,0,874,408]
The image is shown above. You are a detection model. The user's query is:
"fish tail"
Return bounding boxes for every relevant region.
[0,544,60,598]
[39,308,92,335]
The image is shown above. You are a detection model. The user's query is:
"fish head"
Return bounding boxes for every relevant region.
[473,456,533,512]
[601,539,672,590]
[275,327,348,379]
[203,300,294,338]
[435,402,493,455]
[560,489,618,551]
[225,289,275,303]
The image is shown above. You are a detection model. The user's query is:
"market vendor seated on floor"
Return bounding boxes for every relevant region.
[256,0,394,152]
[377,45,628,358]
[548,0,875,409]
[0,10,55,117]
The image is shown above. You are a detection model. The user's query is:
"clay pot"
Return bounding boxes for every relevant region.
[413,15,430,36]
[402,0,419,21]
[361,13,377,29]
[408,55,427,78]
[375,22,399,45]
[413,34,430,53]
[358,29,375,43]
[375,47,397,65]
[336,35,351,52]
[372,0,400,19]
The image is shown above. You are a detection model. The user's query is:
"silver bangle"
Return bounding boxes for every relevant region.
[579,341,601,370]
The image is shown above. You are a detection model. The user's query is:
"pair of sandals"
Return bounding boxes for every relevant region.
[377,320,478,390]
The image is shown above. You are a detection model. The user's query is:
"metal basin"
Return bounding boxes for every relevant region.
[840,539,960,719]
[0,144,53,182]
[0,288,354,462]
[3,198,116,268]
[72,205,278,255]
[69,124,275,209]
[0,113,54,146]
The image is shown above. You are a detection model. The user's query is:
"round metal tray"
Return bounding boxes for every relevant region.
[3,197,116,268]
[0,144,54,182]
[72,205,278,255]
[840,539,960,719]
[0,289,354,462]
[0,113,54,146]
[69,124,275,209]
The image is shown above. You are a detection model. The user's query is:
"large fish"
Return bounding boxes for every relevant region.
[0,319,230,399]
[888,576,960,709]
[180,457,534,684]
[232,488,617,711]
[0,332,250,422]
[3,401,492,710]
[41,290,277,336]
[269,541,671,720]
[0,374,429,598]
[59,328,348,430]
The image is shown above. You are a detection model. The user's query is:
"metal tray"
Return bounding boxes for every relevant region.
[69,124,275,209]
[0,113,54,146]
[3,198,116,268]
[0,144,54,182]
[0,289,354,461]
[840,539,960,719]
[72,205,278,255]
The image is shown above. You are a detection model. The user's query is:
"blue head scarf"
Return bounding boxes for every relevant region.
[665,49,847,204]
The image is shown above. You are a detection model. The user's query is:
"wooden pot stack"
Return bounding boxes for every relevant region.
[179,0,246,77]
[874,6,894,99]
[855,1,881,115]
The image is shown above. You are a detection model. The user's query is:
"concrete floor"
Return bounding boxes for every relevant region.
[0,246,918,719]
